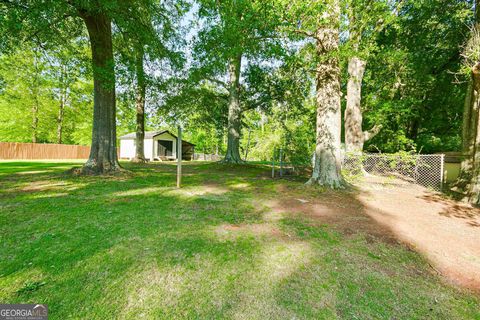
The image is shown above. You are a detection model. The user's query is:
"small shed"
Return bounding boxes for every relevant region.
[441,152,463,183]
[119,130,195,161]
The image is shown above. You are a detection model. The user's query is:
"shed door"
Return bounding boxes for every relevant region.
[158,140,173,156]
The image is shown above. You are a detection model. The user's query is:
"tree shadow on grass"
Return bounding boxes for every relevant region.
[0,161,479,319]
[420,193,480,228]
[0,161,272,318]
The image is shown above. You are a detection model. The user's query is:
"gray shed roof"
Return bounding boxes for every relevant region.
[119,130,169,140]
[119,130,195,146]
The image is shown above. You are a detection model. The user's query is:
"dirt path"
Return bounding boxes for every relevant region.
[269,177,480,294]
[357,179,480,293]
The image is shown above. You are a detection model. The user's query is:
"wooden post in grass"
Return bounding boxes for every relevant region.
[177,126,182,188]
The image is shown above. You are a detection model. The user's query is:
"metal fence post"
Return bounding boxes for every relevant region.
[440,153,445,192]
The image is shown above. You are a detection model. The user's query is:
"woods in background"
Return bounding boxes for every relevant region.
[1,0,479,202]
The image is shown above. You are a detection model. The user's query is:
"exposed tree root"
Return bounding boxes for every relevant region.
[131,157,148,164]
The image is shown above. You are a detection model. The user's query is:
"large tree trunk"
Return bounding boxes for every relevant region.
[344,5,381,155]
[456,0,480,202]
[469,118,480,204]
[222,54,243,163]
[344,56,382,154]
[57,65,66,144]
[458,72,478,186]
[466,64,480,204]
[31,103,38,143]
[57,94,65,144]
[80,12,121,174]
[31,54,39,143]
[345,57,366,153]
[132,46,147,163]
[307,0,345,188]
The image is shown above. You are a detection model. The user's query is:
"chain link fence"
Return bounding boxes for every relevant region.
[343,153,445,191]
[193,153,222,161]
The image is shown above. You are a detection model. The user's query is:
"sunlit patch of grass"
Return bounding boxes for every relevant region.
[113,186,172,197]
[0,161,478,319]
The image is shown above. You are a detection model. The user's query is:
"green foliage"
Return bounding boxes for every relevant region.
[361,0,471,153]
[0,0,475,157]
[0,45,94,145]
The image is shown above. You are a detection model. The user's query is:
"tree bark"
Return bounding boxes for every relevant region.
[80,12,121,174]
[57,94,65,144]
[31,54,40,143]
[458,72,478,185]
[469,114,480,204]
[57,65,66,144]
[344,4,381,154]
[466,64,480,204]
[457,0,480,202]
[344,57,381,175]
[344,56,382,153]
[31,103,38,143]
[132,46,147,163]
[307,0,345,188]
[222,54,243,163]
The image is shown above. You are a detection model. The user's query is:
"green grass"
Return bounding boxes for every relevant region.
[0,161,478,319]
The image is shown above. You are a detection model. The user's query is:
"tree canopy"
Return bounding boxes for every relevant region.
[1,0,480,202]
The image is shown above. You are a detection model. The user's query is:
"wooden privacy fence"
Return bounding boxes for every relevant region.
[0,142,91,160]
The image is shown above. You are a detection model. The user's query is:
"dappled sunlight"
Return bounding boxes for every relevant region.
[420,193,480,228]
[1,161,479,318]
[28,192,70,199]
[261,200,287,222]
[21,180,85,193]
[15,170,51,175]
[112,186,172,197]
[229,241,313,319]
[167,185,229,197]
[214,223,282,240]
[0,267,46,300]
[123,263,185,317]
[355,186,480,292]
[258,241,312,280]
[228,182,251,190]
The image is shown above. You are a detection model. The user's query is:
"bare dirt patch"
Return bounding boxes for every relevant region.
[268,177,480,294]
[215,223,283,239]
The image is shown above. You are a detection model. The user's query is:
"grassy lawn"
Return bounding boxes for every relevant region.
[0,161,479,319]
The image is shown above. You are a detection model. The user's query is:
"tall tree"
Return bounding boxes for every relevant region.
[344,0,390,153]
[1,1,175,173]
[1,1,121,173]
[308,0,344,188]
[56,63,67,144]
[77,8,119,173]
[193,0,282,163]
[0,42,93,145]
[459,0,480,204]
[282,0,345,187]
[225,53,243,162]
[115,1,185,163]
[360,0,470,154]
[133,46,147,162]
[30,52,41,143]
[50,46,85,145]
